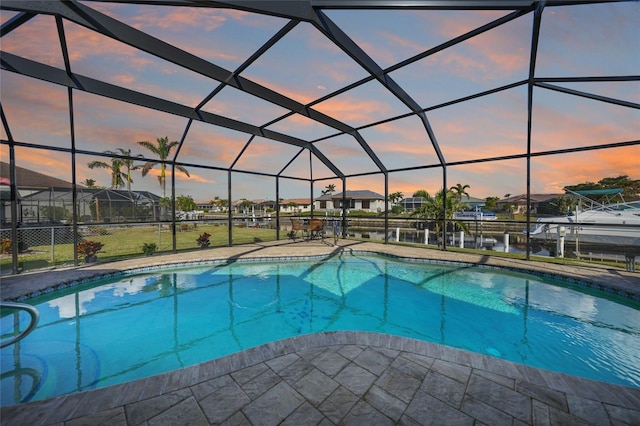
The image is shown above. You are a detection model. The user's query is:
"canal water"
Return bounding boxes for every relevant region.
[345,228,565,257]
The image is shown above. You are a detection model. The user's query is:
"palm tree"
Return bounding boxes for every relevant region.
[87,157,126,189]
[450,183,470,201]
[411,188,469,235]
[110,148,142,192]
[322,184,336,196]
[83,178,97,188]
[138,136,190,197]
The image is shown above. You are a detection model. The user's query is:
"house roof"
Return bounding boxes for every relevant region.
[280,198,311,205]
[0,161,74,189]
[318,190,385,200]
[460,195,486,205]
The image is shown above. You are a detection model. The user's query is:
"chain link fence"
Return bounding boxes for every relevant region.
[1,221,278,274]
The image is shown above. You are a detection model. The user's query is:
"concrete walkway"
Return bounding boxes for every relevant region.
[2,240,639,425]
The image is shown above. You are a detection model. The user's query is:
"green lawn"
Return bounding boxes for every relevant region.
[0,225,277,273]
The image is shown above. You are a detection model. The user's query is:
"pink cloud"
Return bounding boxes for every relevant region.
[532,146,639,193]
[2,15,64,68]
[62,22,148,67]
[1,75,70,143]
[425,12,530,81]
[17,149,71,175]
[435,10,507,39]
[314,96,389,124]
[531,97,639,152]
[111,74,137,85]
[89,4,270,66]
[352,37,398,67]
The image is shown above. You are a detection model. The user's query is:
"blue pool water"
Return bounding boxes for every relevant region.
[2,253,639,405]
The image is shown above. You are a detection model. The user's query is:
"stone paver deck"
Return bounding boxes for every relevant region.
[2,240,639,425]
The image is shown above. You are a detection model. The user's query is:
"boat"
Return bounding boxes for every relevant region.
[454,208,497,221]
[527,188,640,248]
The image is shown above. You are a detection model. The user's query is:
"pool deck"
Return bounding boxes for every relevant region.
[2,240,640,425]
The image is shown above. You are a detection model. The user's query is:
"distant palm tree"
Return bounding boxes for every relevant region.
[138,136,190,197]
[110,148,142,192]
[450,183,470,201]
[87,157,126,189]
[83,178,97,188]
[322,184,336,196]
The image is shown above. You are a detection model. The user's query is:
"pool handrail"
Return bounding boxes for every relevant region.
[0,301,40,348]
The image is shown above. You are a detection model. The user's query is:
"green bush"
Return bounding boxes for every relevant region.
[141,242,157,256]
[0,238,11,254]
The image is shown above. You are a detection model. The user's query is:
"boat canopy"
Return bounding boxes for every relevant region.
[567,188,623,196]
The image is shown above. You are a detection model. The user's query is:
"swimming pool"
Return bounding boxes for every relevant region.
[2,252,639,405]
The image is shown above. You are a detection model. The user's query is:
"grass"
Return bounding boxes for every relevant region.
[0,225,277,273]
[3,223,635,273]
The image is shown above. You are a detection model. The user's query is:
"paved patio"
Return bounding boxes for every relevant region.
[2,240,639,425]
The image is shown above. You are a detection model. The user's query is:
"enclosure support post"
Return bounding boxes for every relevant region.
[50,227,55,262]
[275,177,280,240]
[384,173,389,244]
[228,170,233,246]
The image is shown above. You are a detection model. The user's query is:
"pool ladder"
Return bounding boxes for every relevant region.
[1,302,40,348]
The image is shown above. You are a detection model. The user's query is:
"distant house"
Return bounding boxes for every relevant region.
[315,190,388,213]
[497,193,562,214]
[1,161,74,223]
[0,161,74,194]
[398,197,425,212]
[279,198,312,214]
[399,195,486,213]
[195,201,214,211]
[1,161,162,223]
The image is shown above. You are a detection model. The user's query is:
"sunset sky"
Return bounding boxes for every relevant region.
[1,1,638,203]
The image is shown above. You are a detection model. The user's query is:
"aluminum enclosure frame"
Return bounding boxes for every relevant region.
[1,0,638,274]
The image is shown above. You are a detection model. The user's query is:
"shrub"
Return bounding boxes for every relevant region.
[0,238,11,254]
[196,232,211,248]
[77,240,104,257]
[141,242,157,256]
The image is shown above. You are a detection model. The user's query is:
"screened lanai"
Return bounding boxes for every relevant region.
[1,0,638,273]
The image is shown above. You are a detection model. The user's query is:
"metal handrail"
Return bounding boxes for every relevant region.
[1,302,40,348]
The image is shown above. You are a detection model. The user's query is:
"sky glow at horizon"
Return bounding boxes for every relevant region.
[0,1,638,203]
